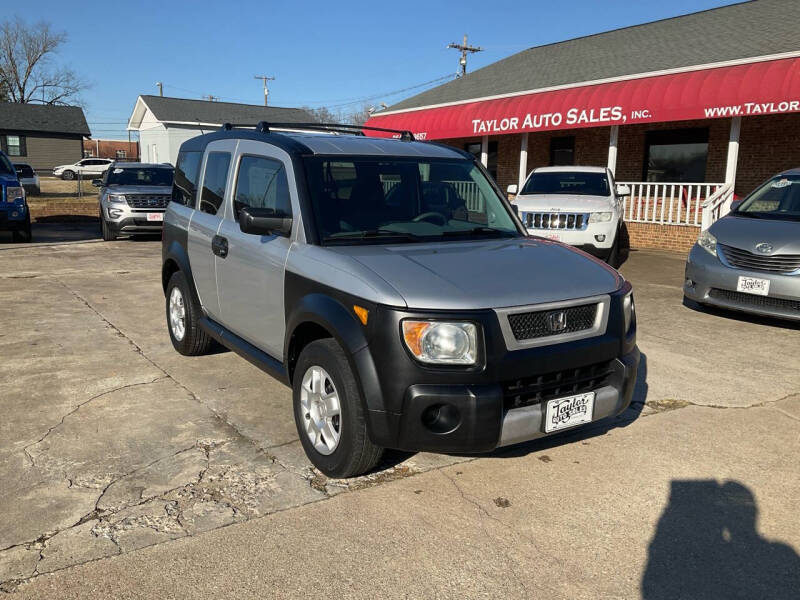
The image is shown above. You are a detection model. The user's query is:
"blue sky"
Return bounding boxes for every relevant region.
[23,0,738,139]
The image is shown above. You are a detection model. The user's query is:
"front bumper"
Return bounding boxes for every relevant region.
[526,219,618,255]
[684,244,800,321]
[0,203,29,230]
[104,203,165,234]
[360,285,638,453]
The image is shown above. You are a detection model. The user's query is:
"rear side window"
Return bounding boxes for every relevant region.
[14,164,34,178]
[233,156,291,220]
[199,152,231,215]
[172,151,202,206]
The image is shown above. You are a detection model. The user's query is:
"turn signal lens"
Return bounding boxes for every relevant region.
[402,320,478,365]
[353,305,369,325]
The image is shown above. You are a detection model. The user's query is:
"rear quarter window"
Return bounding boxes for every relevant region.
[172,151,203,207]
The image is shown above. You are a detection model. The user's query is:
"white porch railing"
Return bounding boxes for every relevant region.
[700,183,735,230]
[381,180,485,212]
[618,182,725,227]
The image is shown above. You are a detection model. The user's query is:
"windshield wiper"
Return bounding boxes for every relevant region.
[440,226,517,238]
[323,229,423,244]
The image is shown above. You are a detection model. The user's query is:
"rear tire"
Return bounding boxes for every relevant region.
[293,339,383,478]
[166,270,213,356]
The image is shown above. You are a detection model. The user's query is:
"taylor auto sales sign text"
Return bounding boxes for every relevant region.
[366,57,800,140]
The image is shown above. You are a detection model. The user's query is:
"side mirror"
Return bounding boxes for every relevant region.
[506,184,518,195]
[91,179,103,188]
[239,206,292,237]
[615,184,631,197]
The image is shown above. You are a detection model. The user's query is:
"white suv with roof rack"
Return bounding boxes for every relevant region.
[508,166,630,267]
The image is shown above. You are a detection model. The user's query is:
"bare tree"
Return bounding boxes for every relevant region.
[302,104,374,126]
[0,18,87,105]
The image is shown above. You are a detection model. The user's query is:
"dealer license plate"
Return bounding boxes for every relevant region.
[736,276,770,296]
[147,212,164,222]
[544,392,595,433]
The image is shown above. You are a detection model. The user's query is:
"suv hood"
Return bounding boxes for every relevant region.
[711,213,800,254]
[330,238,621,310]
[105,185,171,195]
[514,193,614,213]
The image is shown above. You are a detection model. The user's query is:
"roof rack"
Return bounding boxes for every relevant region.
[219,121,416,141]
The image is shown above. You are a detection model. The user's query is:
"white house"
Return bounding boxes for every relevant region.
[126,95,314,165]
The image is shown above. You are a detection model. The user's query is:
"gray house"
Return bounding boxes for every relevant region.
[0,103,90,171]
[127,96,314,165]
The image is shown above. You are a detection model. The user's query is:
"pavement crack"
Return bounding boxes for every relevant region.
[23,378,162,467]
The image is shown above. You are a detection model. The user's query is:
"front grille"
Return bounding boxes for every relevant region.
[126,195,170,209]
[522,212,588,230]
[503,360,615,410]
[507,303,598,341]
[719,244,800,274]
[709,288,800,313]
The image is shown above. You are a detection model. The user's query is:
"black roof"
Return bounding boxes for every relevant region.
[385,0,800,112]
[0,103,90,136]
[139,95,314,125]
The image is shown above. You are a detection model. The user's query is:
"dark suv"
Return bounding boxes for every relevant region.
[0,150,31,242]
[162,123,640,477]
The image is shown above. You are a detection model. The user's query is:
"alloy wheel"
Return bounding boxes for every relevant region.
[300,366,342,455]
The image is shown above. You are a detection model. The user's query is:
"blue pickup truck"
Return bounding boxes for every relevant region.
[0,150,32,242]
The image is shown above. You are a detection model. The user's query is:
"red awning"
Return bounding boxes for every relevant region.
[365,57,800,140]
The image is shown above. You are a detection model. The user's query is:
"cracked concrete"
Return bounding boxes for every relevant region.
[1,237,799,595]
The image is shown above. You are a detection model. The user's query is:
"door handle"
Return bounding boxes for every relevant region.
[212,235,228,258]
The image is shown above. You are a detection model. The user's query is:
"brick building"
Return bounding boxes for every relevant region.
[83,138,140,161]
[366,0,800,252]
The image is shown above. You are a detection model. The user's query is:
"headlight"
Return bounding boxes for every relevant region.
[402,320,478,365]
[108,194,126,204]
[623,292,635,333]
[6,186,24,201]
[697,230,717,256]
[588,212,612,223]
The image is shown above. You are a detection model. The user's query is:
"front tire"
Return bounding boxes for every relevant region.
[606,234,620,268]
[166,271,213,356]
[61,170,75,181]
[12,215,32,243]
[293,339,383,478]
[100,214,117,241]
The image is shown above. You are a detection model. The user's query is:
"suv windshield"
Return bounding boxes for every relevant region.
[0,154,15,177]
[734,175,800,221]
[522,171,610,196]
[304,157,520,244]
[106,167,174,187]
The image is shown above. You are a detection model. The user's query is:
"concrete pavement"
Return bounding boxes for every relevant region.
[1,234,798,597]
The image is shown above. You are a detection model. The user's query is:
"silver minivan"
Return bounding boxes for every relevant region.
[162,122,640,477]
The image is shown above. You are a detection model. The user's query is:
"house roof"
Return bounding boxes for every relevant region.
[0,103,90,136]
[383,0,800,114]
[128,95,314,129]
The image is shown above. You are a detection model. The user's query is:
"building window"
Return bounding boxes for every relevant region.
[3,135,26,157]
[116,150,127,159]
[550,136,575,166]
[644,128,709,182]
[465,141,498,181]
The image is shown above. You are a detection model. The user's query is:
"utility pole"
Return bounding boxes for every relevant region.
[156,82,163,96]
[254,75,275,106]
[447,34,483,77]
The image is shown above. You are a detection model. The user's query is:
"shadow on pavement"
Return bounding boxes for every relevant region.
[642,479,800,599]
[381,352,649,471]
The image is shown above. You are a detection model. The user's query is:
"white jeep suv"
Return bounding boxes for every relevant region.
[509,166,629,266]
